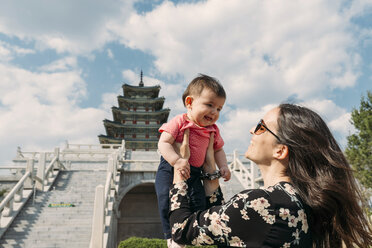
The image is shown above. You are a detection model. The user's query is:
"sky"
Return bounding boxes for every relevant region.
[0,0,371,164]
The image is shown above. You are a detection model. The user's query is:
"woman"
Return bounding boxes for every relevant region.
[169,104,372,247]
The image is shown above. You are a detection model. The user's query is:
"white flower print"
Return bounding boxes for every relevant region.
[208,219,224,236]
[297,209,305,221]
[171,201,180,211]
[237,193,249,199]
[262,214,275,225]
[209,193,217,203]
[229,236,245,247]
[233,202,239,208]
[172,221,186,234]
[207,212,231,236]
[240,209,250,220]
[242,214,250,220]
[266,186,275,192]
[249,197,270,211]
[288,215,298,228]
[302,217,309,233]
[221,213,230,222]
[193,220,198,227]
[203,212,210,220]
[192,232,214,245]
[280,208,290,220]
[284,183,296,195]
[178,188,187,196]
[174,181,187,190]
[281,242,291,248]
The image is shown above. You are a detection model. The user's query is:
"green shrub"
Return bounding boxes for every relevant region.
[118,237,167,248]
[118,237,217,248]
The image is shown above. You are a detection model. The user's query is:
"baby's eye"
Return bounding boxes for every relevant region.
[206,103,213,107]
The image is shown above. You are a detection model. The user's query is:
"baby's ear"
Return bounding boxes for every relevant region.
[185,96,193,107]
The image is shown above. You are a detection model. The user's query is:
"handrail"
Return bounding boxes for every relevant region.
[104,172,113,204]
[0,171,31,212]
[90,153,121,248]
[229,150,262,189]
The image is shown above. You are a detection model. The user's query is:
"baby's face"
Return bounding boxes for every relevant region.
[186,88,225,127]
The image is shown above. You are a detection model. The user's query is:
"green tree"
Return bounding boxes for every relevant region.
[345,91,372,209]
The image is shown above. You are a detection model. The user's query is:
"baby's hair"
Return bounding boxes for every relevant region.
[182,74,226,106]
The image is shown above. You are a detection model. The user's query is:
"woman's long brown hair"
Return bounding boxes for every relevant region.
[277,103,372,247]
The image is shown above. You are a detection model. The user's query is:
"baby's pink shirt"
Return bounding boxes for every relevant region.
[159,113,224,167]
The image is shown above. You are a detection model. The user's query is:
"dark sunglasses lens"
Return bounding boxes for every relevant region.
[254,120,265,134]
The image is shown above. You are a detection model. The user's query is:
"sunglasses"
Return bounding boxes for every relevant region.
[254,119,281,141]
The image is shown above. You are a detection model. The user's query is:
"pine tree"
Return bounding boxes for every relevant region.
[345,91,372,211]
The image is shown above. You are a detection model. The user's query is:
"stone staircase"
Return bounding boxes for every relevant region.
[0,170,107,248]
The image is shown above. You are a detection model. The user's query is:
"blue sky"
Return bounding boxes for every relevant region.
[0,0,371,164]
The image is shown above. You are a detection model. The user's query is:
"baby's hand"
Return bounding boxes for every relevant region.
[174,158,190,180]
[219,165,231,181]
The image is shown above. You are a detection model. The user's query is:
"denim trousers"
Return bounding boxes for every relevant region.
[155,156,206,239]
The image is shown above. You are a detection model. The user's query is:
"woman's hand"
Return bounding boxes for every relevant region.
[203,133,216,173]
[173,129,190,183]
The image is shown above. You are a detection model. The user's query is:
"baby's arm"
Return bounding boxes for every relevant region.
[158,132,190,178]
[215,148,231,181]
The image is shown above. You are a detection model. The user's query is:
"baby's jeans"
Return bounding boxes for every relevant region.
[155,156,206,239]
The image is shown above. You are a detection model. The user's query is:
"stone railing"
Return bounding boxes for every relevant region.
[61,141,125,161]
[90,150,122,248]
[228,150,263,189]
[0,148,65,239]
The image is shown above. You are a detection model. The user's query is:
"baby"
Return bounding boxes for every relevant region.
[155,74,230,247]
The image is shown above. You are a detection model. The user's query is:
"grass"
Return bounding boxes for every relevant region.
[118,237,217,248]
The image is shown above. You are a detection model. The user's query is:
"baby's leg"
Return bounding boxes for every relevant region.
[155,157,174,240]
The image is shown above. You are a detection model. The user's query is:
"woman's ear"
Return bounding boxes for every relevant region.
[185,96,193,108]
[274,144,289,160]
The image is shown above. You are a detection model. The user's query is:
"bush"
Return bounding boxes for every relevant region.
[118,237,167,248]
[118,237,217,248]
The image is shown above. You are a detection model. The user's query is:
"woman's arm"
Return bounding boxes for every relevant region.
[169,181,272,246]
[158,131,190,177]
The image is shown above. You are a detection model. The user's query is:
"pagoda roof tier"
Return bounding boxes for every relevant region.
[122,84,161,98]
[112,107,170,122]
[117,96,165,110]
[103,120,160,136]
[98,135,158,150]
[103,119,161,128]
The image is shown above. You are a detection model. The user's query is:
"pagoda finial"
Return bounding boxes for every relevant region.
[139,70,144,87]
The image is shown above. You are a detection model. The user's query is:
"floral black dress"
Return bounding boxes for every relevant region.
[169,181,312,247]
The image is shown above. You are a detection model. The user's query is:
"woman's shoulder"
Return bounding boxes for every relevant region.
[232,182,305,210]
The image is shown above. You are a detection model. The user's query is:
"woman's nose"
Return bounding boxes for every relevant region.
[249,126,255,134]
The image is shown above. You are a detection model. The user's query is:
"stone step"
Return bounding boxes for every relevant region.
[0,170,107,246]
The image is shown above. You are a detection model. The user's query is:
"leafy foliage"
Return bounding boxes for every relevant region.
[345,91,372,189]
[345,91,372,215]
[118,237,167,248]
[118,237,217,248]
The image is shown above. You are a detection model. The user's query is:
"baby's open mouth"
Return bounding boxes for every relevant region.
[204,116,212,121]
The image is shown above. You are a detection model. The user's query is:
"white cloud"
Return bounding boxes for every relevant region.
[110,0,371,110]
[0,0,135,55]
[0,0,368,163]
[0,63,106,164]
[0,41,35,62]
[301,99,354,148]
[107,48,114,59]
[39,56,78,72]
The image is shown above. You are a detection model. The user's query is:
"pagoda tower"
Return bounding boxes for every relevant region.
[98,71,170,151]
